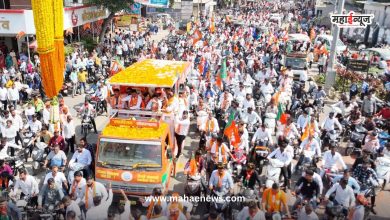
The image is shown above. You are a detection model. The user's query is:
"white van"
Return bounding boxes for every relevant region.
[314,34,347,54]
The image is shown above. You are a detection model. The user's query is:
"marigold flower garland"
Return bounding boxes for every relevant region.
[31,0,64,98]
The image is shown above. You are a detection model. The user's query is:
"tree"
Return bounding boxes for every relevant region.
[88,0,134,43]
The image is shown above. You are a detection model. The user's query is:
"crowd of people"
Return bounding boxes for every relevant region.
[0,0,388,219]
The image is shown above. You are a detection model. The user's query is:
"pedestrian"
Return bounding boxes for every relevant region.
[77,68,87,94]
[175,110,190,159]
[63,115,76,154]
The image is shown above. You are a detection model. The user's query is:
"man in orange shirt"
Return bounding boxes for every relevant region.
[261,183,291,219]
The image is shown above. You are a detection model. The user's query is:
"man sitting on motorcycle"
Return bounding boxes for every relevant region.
[237,201,266,220]
[238,163,262,191]
[209,162,234,194]
[267,139,293,189]
[352,149,376,171]
[200,112,219,137]
[251,124,273,147]
[240,107,261,131]
[294,169,321,210]
[68,144,92,178]
[320,112,342,140]
[78,100,97,134]
[44,144,67,170]
[261,183,291,219]
[296,133,321,170]
[184,150,206,177]
[210,137,233,165]
[276,117,299,141]
[363,132,380,156]
[332,169,361,194]
[320,144,347,177]
[38,178,64,210]
[353,159,379,214]
[260,78,274,103]
[297,110,309,133]
[312,85,326,106]
[324,178,355,217]
[166,192,192,220]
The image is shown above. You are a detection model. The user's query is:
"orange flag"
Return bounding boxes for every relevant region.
[192,29,202,46]
[83,23,91,30]
[16,31,25,40]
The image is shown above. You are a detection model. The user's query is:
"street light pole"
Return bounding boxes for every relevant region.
[324,0,345,92]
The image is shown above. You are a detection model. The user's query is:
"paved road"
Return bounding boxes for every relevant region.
[25,28,390,219]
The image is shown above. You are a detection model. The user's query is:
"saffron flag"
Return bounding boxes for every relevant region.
[198,58,205,76]
[209,17,215,33]
[192,29,202,46]
[225,15,231,24]
[189,153,197,176]
[216,73,223,90]
[83,23,91,30]
[301,115,311,141]
[224,112,240,146]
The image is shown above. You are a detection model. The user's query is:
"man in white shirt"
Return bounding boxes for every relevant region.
[8,109,23,144]
[237,201,266,220]
[260,78,274,99]
[242,94,255,111]
[28,115,42,133]
[69,171,86,203]
[298,204,319,220]
[7,84,19,108]
[43,165,68,191]
[324,179,355,216]
[251,124,273,146]
[63,115,76,153]
[199,112,219,135]
[267,142,293,188]
[63,196,82,220]
[320,112,342,139]
[86,182,113,220]
[80,176,108,211]
[276,118,299,140]
[0,126,20,157]
[175,111,190,159]
[297,111,309,131]
[12,168,39,207]
[69,144,92,177]
[300,67,309,82]
[44,144,67,168]
[240,107,261,128]
[297,134,322,168]
[320,145,347,177]
[0,84,7,111]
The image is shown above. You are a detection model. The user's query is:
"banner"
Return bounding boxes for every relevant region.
[149,0,169,7]
[126,3,141,15]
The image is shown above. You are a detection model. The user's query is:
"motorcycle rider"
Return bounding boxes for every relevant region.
[242,94,255,111]
[28,114,42,134]
[320,144,347,177]
[362,132,380,156]
[324,178,355,217]
[276,117,299,140]
[12,168,39,207]
[200,112,219,136]
[238,163,262,190]
[80,175,109,212]
[296,133,321,169]
[93,83,108,114]
[297,110,309,132]
[251,124,273,147]
[293,169,321,209]
[48,128,66,152]
[332,169,361,194]
[261,183,291,219]
[267,139,293,189]
[353,159,379,214]
[0,120,19,157]
[352,149,376,171]
[69,171,86,202]
[44,144,67,169]
[320,112,342,140]
[43,165,69,192]
[240,107,261,131]
[78,100,97,134]
[38,178,64,209]
[210,137,233,165]
[184,150,206,177]
[0,137,20,159]
[237,201,266,220]
[312,85,326,106]
[140,187,168,219]
[209,162,234,194]
[205,133,218,161]
[260,78,274,102]
[165,192,192,220]
[68,144,92,178]
[297,203,319,220]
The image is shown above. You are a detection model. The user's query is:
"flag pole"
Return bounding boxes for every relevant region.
[26,35,31,62]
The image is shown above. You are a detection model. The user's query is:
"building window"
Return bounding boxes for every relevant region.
[0,0,10,9]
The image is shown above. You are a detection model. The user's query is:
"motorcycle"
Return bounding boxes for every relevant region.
[314,98,324,113]
[184,174,206,210]
[209,189,232,220]
[250,142,270,175]
[236,186,259,210]
[322,130,341,151]
[345,124,367,157]
[31,142,48,176]
[60,82,73,97]
[4,156,25,176]
[376,156,390,190]
[81,114,94,137]
[22,131,34,162]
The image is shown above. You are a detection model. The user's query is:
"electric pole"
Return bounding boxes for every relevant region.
[324,0,345,92]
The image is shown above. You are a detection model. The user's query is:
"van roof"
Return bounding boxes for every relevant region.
[101,119,169,141]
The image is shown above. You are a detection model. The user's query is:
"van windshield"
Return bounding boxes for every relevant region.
[98,138,162,168]
[286,57,306,69]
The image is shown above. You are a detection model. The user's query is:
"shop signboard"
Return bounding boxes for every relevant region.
[126,3,141,15]
[149,0,169,7]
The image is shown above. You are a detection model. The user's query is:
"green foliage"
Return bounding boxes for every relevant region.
[64,45,74,56]
[81,37,98,53]
[315,74,325,85]
[87,0,135,13]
